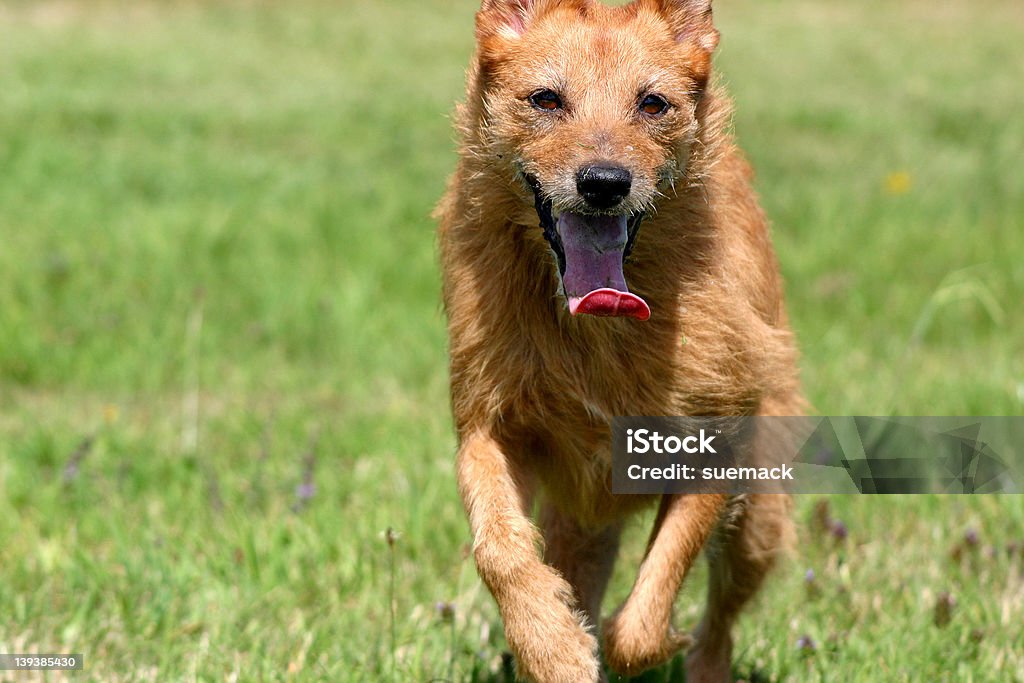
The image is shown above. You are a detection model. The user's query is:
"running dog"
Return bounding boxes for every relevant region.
[436,1,803,680]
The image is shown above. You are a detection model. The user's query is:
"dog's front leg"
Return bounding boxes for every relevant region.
[603,493,727,677]
[457,431,601,683]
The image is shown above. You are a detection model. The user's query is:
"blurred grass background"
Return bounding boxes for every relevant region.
[0,0,1022,681]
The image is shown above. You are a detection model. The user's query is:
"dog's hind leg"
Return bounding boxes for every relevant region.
[602,493,727,677]
[457,432,602,683]
[686,493,795,683]
[686,393,801,681]
[539,501,622,637]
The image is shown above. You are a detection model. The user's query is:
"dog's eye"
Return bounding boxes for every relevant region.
[529,89,563,112]
[639,94,670,117]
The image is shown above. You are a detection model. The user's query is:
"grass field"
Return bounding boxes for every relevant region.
[1,0,1023,681]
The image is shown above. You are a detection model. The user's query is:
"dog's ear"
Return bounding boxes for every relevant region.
[643,0,718,53]
[476,0,586,42]
[477,0,534,40]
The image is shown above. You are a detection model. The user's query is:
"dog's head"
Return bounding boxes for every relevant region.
[471,0,719,321]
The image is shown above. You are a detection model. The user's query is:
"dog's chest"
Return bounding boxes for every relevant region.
[505,331,670,490]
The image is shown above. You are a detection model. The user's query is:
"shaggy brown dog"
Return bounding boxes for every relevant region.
[435,1,803,681]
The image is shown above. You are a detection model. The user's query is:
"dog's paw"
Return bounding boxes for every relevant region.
[500,568,601,683]
[601,606,693,677]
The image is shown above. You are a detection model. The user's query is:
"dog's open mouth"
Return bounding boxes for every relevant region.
[529,177,650,321]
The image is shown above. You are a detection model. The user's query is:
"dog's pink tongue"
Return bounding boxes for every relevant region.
[569,289,650,320]
[558,212,650,321]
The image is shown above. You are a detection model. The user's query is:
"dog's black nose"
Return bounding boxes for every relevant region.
[576,165,632,210]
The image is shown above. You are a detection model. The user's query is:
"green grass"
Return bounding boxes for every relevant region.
[1,0,1022,680]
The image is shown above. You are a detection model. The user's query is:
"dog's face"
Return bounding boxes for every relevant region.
[474,0,718,320]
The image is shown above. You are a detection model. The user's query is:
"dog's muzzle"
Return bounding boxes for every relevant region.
[526,175,650,321]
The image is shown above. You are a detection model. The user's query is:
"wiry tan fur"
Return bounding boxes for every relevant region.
[435,1,803,680]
